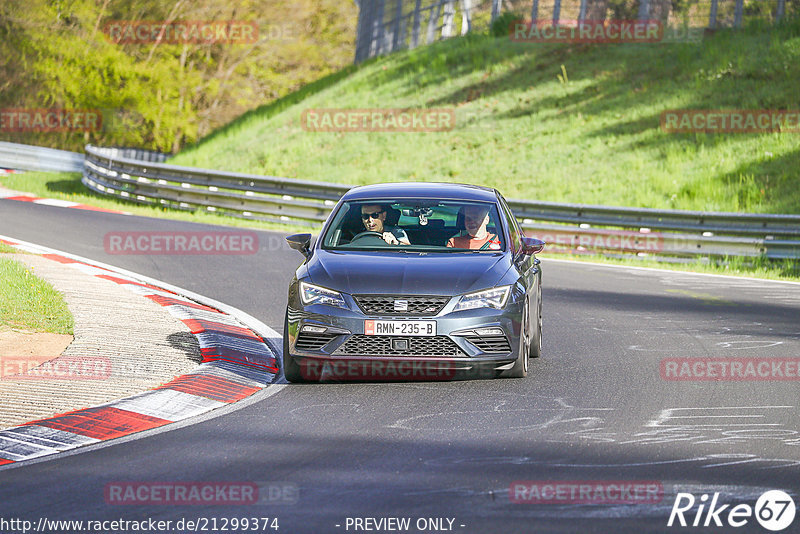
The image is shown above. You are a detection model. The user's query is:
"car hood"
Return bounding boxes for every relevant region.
[306,249,510,296]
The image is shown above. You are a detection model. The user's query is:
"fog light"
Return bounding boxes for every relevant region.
[475,327,504,336]
[301,325,327,334]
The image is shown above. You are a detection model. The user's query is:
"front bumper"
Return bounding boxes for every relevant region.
[286,289,524,378]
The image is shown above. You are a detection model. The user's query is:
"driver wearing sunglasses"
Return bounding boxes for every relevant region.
[360,204,411,245]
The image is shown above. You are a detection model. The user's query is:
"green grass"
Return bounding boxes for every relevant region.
[0,171,321,234]
[170,17,800,214]
[0,256,74,334]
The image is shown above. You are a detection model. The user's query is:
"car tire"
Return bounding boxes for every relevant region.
[499,298,529,379]
[283,311,306,383]
[530,282,542,358]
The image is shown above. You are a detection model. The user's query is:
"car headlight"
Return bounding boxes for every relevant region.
[299,281,347,309]
[454,285,511,311]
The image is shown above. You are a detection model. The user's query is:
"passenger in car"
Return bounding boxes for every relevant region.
[446,205,501,250]
[361,204,411,245]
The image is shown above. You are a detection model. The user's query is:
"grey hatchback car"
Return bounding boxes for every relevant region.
[283,182,544,382]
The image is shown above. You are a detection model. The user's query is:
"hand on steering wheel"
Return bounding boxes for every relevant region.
[381,231,399,245]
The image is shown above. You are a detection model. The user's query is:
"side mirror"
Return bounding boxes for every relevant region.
[286,233,312,258]
[521,237,545,256]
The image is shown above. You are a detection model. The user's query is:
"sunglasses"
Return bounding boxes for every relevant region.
[361,211,384,220]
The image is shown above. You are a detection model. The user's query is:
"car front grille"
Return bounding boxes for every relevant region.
[463,334,512,353]
[335,335,463,357]
[295,332,339,351]
[354,295,450,316]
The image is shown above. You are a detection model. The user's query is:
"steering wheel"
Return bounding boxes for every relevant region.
[349,231,389,246]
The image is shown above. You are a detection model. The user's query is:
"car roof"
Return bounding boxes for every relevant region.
[341,182,499,203]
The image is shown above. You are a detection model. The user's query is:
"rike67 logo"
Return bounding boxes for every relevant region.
[668,490,796,531]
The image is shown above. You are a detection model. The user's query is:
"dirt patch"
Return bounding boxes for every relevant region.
[0,325,73,379]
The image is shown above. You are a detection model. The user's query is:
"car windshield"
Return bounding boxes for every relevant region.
[322,199,506,252]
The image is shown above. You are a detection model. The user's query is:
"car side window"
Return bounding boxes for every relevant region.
[498,195,521,254]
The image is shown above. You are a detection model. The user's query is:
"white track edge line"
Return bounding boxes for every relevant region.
[541,256,800,286]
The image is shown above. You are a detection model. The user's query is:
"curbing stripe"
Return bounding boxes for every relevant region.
[1,193,128,214]
[199,347,278,372]
[145,294,220,311]
[196,332,272,352]
[158,374,260,403]
[96,274,171,293]
[2,426,100,449]
[41,253,79,264]
[184,364,268,389]
[189,361,273,387]
[110,390,226,421]
[29,406,172,441]
[0,436,59,461]
[31,198,80,208]
[164,305,243,326]
[0,235,281,467]
[181,318,256,337]
[123,285,194,302]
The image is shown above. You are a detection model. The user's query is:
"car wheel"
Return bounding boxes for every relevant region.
[499,298,529,379]
[283,311,306,383]
[530,283,542,358]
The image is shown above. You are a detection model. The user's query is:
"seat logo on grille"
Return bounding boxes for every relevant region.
[393,299,408,312]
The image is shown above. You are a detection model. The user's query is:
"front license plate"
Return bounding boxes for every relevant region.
[365,320,436,336]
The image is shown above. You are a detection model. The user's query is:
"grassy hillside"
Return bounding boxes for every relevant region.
[171,17,800,213]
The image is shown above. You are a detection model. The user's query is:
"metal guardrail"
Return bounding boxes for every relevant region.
[1,141,797,259]
[0,141,84,173]
[77,144,800,260]
[83,145,346,226]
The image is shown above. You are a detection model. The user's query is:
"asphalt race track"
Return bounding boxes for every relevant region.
[1,199,799,533]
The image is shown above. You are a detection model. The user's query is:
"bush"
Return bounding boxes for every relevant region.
[490,11,525,38]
